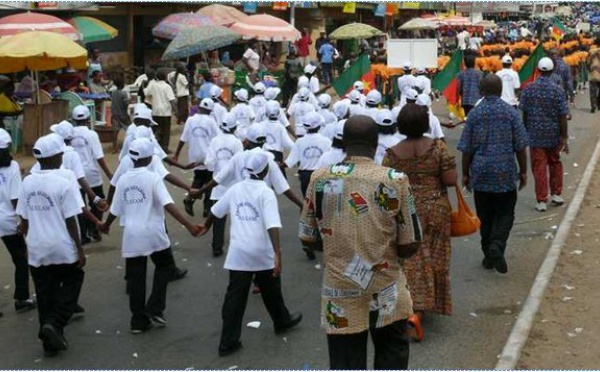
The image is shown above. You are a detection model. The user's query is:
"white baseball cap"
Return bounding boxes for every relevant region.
[348,90,361,103]
[221,112,238,131]
[199,98,215,112]
[33,135,64,159]
[304,64,317,75]
[298,87,310,101]
[403,61,412,70]
[50,120,74,140]
[266,100,281,118]
[134,106,158,125]
[416,93,432,107]
[234,88,249,102]
[72,105,91,121]
[333,121,345,140]
[416,67,426,74]
[210,85,223,99]
[405,88,419,101]
[538,57,554,71]
[245,151,270,176]
[264,87,281,101]
[133,103,147,116]
[302,111,323,129]
[245,125,266,144]
[318,93,332,108]
[0,128,11,149]
[253,82,266,94]
[353,81,364,91]
[128,137,154,161]
[375,109,394,127]
[332,101,350,119]
[502,55,513,64]
[297,76,309,89]
[366,90,382,105]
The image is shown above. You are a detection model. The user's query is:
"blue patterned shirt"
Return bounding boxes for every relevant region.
[457,96,529,193]
[458,68,483,106]
[553,58,574,99]
[519,75,569,149]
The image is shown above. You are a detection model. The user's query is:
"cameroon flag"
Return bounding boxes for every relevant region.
[332,54,376,97]
[432,50,465,121]
[518,44,545,89]
[552,17,566,41]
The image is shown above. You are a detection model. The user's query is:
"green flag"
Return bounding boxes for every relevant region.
[332,54,375,97]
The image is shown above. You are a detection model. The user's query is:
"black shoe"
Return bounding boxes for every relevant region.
[15,298,37,313]
[170,267,188,282]
[131,321,153,334]
[71,304,85,319]
[149,313,167,326]
[213,248,224,257]
[489,248,508,274]
[275,312,303,334]
[81,236,91,246]
[303,247,316,261]
[183,198,194,217]
[40,324,68,351]
[218,341,242,357]
[482,257,494,270]
[592,108,596,113]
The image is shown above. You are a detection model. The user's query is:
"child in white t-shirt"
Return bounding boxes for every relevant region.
[101,138,200,334]
[199,151,302,357]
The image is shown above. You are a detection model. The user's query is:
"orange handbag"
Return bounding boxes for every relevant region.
[450,187,481,237]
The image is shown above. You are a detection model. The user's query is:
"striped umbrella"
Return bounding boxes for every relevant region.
[229,14,300,42]
[67,16,118,43]
[162,25,241,61]
[152,13,214,40]
[0,11,80,40]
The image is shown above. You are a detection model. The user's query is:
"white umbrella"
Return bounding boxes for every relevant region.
[399,18,437,31]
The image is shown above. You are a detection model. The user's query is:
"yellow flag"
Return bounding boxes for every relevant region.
[343,2,356,13]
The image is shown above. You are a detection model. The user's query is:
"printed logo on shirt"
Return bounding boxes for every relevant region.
[235,201,260,221]
[329,163,354,177]
[70,135,89,149]
[302,146,324,160]
[0,172,6,184]
[25,190,55,211]
[123,185,147,205]
[347,192,368,216]
[191,126,211,138]
[374,183,399,212]
[215,147,235,161]
[325,301,349,329]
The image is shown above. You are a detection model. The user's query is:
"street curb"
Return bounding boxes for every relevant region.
[495,138,600,370]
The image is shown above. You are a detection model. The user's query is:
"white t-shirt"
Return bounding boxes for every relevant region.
[211,178,282,272]
[110,168,173,258]
[468,37,482,50]
[363,107,380,120]
[348,103,366,117]
[249,96,267,123]
[230,103,256,136]
[309,76,320,94]
[0,161,21,237]
[290,92,319,109]
[144,80,175,117]
[16,170,82,267]
[214,147,289,195]
[317,148,347,169]
[496,68,521,106]
[254,119,295,153]
[243,48,261,71]
[71,126,105,187]
[31,146,85,185]
[397,75,418,99]
[427,113,445,139]
[318,108,338,129]
[119,124,165,161]
[457,31,469,50]
[416,75,432,95]
[288,101,317,136]
[211,102,228,127]
[375,133,404,165]
[205,133,244,200]
[111,155,169,187]
[167,71,190,97]
[180,114,220,171]
[285,132,331,171]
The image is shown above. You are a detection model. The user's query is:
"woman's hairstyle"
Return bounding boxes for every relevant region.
[397,103,430,139]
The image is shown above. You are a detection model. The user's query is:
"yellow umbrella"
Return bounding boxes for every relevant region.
[0,30,88,74]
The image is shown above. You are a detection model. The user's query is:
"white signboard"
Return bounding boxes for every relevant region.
[387,39,438,69]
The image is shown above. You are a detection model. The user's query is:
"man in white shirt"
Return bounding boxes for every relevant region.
[144,69,177,153]
[101,138,200,334]
[249,82,267,123]
[317,94,338,139]
[16,135,86,357]
[198,151,302,357]
[230,88,255,140]
[256,101,295,177]
[243,40,261,74]
[304,64,320,94]
[396,62,417,105]
[457,29,470,50]
[415,68,432,97]
[70,105,113,243]
[363,89,383,119]
[317,121,347,169]
[264,87,292,131]
[167,63,190,125]
[288,87,317,138]
[174,98,220,217]
[496,55,521,109]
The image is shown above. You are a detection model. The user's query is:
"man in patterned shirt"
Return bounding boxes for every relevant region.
[549,49,575,105]
[586,38,600,113]
[457,53,483,116]
[520,57,569,212]
[299,115,422,370]
[458,75,529,274]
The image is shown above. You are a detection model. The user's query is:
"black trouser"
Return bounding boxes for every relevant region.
[298,170,314,198]
[462,104,474,117]
[268,150,287,179]
[152,116,172,152]
[590,81,600,110]
[474,190,517,260]
[30,263,84,350]
[282,78,297,108]
[126,248,175,328]
[1,234,30,301]
[192,169,213,213]
[79,186,104,238]
[327,319,410,370]
[220,270,292,350]
[210,199,227,253]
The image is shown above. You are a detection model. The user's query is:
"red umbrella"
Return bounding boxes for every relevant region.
[0,11,80,40]
[229,14,300,42]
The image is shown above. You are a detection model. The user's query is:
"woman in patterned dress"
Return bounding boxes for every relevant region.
[382,103,457,342]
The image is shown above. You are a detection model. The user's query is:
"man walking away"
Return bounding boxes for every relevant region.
[144,69,177,153]
[587,37,600,113]
[458,54,483,116]
[496,55,521,110]
[168,63,190,125]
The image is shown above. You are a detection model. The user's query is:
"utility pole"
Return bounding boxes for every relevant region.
[290,1,296,28]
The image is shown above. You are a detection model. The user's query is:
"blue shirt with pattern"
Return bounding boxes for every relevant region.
[457,96,529,193]
[553,58,574,99]
[519,75,569,149]
[458,68,483,106]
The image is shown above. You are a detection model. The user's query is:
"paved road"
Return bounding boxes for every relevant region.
[0,92,598,370]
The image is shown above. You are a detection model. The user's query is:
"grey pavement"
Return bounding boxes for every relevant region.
[0,91,598,369]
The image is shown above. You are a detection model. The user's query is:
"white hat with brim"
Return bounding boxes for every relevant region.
[33,135,64,159]
[304,64,317,75]
[302,112,323,129]
[234,88,249,102]
[245,151,270,176]
[375,109,394,127]
[72,105,91,121]
[538,57,554,71]
[199,98,215,112]
[128,137,155,161]
[245,125,266,144]
[221,113,238,131]
[50,120,74,140]
[264,87,282,101]
[0,128,10,149]
[134,106,158,125]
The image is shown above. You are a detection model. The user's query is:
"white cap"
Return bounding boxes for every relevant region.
[304,64,317,75]
[405,88,419,101]
[234,88,249,102]
[416,93,432,107]
[245,151,270,176]
[297,76,309,89]
[353,81,364,91]
[298,87,310,101]
[266,100,281,118]
[245,125,266,143]
[221,112,238,131]
[133,103,147,116]
[366,89,382,105]
[318,94,332,108]
[538,57,554,71]
[72,105,91,121]
[302,111,323,129]
[199,98,215,111]
[210,85,223,99]
[333,121,345,140]
[128,137,155,161]
[0,128,10,149]
[253,82,266,93]
[348,90,361,103]
[134,106,158,125]
[50,120,74,140]
[416,67,426,74]
[332,101,350,119]
[33,135,64,159]
[134,125,153,139]
[403,61,412,70]
[264,87,281,101]
[375,109,394,127]
[501,55,513,64]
